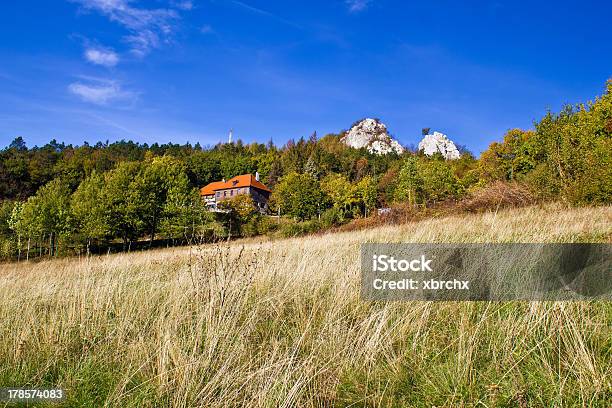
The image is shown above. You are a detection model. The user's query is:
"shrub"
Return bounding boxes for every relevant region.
[460,181,535,212]
[278,219,323,238]
[321,207,344,228]
[242,215,278,237]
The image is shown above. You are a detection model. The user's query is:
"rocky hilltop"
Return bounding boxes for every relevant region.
[340,118,404,155]
[418,131,461,160]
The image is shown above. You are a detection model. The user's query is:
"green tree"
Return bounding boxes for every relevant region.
[394,157,423,205]
[320,173,355,217]
[533,82,612,203]
[0,201,21,259]
[71,171,108,253]
[419,159,460,203]
[355,175,377,217]
[101,161,144,249]
[20,178,72,256]
[271,172,325,221]
[133,155,193,245]
[159,188,212,242]
[217,194,259,237]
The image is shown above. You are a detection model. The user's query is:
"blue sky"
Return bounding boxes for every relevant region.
[0,1,610,154]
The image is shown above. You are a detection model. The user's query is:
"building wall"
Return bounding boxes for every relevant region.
[250,188,270,209]
[215,187,250,201]
[210,186,269,210]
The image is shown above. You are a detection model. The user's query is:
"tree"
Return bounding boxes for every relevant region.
[19,178,72,256]
[217,194,259,237]
[532,82,612,203]
[419,158,460,203]
[320,174,355,217]
[2,201,22,259]
[101,161,144,249]
[71,171,108,253]
[478,129,537,184]
[320,173,376,218]
[271,172,325,221]
[219,194,258,220]
[8,137,27,151]
[355,175,377,217]
[159,188,212,242]
[132,155,193,246]
[394,157,423,205]
[187,150,222,187]
[254,150,279,186]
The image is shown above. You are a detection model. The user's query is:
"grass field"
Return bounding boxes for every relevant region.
[0,203,610,407]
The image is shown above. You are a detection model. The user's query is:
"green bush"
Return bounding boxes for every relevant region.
[320,207,344,228]
[0,237,16,260]
[279,219,323,238]
[241,215,279,237]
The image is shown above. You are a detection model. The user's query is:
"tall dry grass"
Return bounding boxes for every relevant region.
[0,203,610,407]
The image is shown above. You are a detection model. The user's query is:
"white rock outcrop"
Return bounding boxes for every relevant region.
[418,131,461,160]
[341,118,404,155]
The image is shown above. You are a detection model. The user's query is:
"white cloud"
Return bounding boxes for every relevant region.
[346,0,371,13]
[84,47,119,67]
[124,30,160,57]
[71,0,182,56]
[172,1,193,10]
[200,24,213,34]
[68,78,136,105]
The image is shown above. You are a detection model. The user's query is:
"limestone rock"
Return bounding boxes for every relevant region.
[418,131,460,160]
[341,118,404,155]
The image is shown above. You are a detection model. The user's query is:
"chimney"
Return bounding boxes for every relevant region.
[222,178,226,183]
[255,172,260,181]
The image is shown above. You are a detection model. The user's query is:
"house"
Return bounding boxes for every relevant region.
[200,173,272,212]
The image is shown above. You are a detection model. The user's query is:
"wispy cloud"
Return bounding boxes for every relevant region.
[84,46,119,67]
[230,1,300,28]
[172,0,194,10]
[71,0,181,56]
[68,77,136,105]
[200,24,213,34]
[346,0,371,13]
[124,30,160,57]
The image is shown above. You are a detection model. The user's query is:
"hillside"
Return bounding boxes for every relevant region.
[0,204,610,406]
[1,80,610,262]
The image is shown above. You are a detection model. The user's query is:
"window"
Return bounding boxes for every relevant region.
[230,190,234,196]
[216,192,220,197]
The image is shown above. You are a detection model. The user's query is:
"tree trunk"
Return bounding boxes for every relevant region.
[149,214,157,248]
[26,237,30,261]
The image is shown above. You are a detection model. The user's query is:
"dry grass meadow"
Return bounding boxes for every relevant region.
[0,203,610,407]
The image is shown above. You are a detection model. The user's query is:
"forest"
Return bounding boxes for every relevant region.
[0,80,610,260]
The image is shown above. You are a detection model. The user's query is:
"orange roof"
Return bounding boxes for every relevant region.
[200,181,228,196]
[200,174,271,196]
